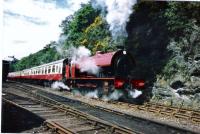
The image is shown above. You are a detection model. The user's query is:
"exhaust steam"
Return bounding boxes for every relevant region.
[70,46,100,75]
[128,89,142,98]
[85,90,99,99]
[102,90,123,101]
[51,81,70,90]
[92,0,137,43]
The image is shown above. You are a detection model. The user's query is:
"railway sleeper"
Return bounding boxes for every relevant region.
[76,127,105,134]
[7,83,200,133]
[148,109,160,113]
[191,111,200,117]
[192,118,200,124]
[45,121,75,134]
[159,111,173,116]
[174,113,190,120]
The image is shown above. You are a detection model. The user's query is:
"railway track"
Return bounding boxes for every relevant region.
[3,91,136,134]
[12,81,200,125]
[3,82,199,134]
[106,100,200,125]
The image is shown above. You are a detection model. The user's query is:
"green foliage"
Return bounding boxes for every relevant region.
[82,16,114,54]
[161,2,200,80]
[164,2,200,38]
[13,42,61,71]
[163,58,180,79]
[126,1,200,84]
[60,4,101,48]
[60,3,115,54]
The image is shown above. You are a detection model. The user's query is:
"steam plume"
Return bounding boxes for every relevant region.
[103,90,123,101]
[92,0,137,43]
[85,90,99,98]
[70,46,100,75]
[128,89,142,98]
[51,81,70,90]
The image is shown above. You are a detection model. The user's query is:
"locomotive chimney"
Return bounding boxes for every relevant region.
[116,45,126,55]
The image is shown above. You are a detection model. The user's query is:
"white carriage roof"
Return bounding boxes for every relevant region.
[9,58,66,73]
[30,58,66,70]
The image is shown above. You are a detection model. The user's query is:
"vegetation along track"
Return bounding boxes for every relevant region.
[4,81,199,134]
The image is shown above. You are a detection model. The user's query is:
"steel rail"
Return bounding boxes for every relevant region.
[18,81,200,125]
[3,86,139,134]
[7,82,198,134]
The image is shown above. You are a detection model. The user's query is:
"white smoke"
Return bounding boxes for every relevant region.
[55,35,68,57]
[128,89,142,98]
[103,90,123,101]
[79,58,99,74]
[55,45,100,74]
[71,46,100,75]
[85,90,99,98]
[73,90,82,96]
[92,0,137,41]
[85,89,123,101]
[51,81,70,90]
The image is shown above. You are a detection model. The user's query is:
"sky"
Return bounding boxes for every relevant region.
[2,0,89,60]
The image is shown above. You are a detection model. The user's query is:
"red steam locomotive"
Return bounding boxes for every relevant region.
[8,49,145,98]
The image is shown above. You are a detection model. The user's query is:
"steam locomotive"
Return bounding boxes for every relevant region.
[8,49,145,99]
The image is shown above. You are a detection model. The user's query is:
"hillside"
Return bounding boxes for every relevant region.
[126,2,200,108]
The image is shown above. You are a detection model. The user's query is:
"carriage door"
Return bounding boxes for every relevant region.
[65,65,70,79]
[71,64,75,78]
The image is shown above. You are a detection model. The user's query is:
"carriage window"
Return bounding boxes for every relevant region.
[42,68,44,74]
[52,65,55,73]
[56,65,58,73]
[58,66,61,73]
[48,66,51,73]
[45,67,47,74]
